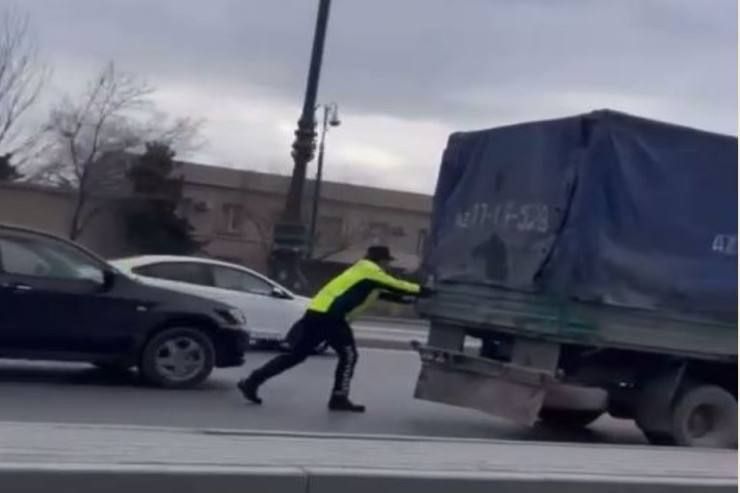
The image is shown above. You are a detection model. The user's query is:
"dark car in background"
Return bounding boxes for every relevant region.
[0,224,249,389]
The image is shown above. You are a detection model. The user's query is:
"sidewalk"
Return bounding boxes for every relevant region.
[0,421,735,479]
[2,421,734,493]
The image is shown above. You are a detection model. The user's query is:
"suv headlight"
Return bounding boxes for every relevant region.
[216,308,248,329]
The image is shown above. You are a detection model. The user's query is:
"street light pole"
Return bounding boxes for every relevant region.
[270,0,332,291]
[308,102,340,259]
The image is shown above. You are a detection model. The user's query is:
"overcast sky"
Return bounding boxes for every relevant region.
[14,0,739,193]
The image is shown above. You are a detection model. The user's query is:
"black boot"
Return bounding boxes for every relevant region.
[237,378,262,405]
[328,395,365,413]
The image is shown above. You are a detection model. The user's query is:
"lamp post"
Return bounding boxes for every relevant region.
[270,0,332,292]
[308,102,340,259]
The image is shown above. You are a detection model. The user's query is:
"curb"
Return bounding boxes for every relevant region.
[3,463,734,493]
[2,421,735,493]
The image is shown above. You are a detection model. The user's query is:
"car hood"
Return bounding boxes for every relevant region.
[122,271,243,306]
[115,272,238,314]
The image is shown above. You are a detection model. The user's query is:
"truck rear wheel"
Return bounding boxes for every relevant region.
[642,430,676,446]
[671,385,737,449]
[538,408,604,429]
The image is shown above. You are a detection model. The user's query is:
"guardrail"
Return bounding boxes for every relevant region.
[1,422,736,493]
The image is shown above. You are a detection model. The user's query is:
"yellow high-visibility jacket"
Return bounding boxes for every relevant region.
[307,260,421,321]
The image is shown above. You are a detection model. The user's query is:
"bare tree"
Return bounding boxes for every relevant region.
[34,62,201,239]
[0,8,49,165]
[239,211,375,262]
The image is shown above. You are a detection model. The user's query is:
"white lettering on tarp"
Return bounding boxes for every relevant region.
[455,201,550,233]
[712,234,738,255]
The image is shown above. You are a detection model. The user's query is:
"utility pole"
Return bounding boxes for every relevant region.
[270,0,332,292]
[308,102,340,259]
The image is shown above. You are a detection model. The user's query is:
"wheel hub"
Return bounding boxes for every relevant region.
[155,337,205,381]
[688,405,714,438]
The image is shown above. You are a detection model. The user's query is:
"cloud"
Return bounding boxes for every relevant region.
[12,0,738,193]
[326,113,452,192]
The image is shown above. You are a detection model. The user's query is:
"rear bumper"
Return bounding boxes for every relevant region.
[414,343,554,424]
[413,343,607,425]
[214,328,250,368]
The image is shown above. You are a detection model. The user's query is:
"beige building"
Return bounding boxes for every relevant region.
[172,161,432,273]
[0,159,433,283]
[0,181,128,256]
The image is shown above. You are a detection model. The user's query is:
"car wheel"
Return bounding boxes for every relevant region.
[139,327,215,389]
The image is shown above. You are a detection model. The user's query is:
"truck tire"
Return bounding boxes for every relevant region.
[671,385,737,449]
[538,408,604,429]
[642,430,676,446]
[139,327,215,389]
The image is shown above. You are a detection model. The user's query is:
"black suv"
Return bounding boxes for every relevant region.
[0,224,249,388]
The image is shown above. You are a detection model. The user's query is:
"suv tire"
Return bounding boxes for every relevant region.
[139,327,215,389]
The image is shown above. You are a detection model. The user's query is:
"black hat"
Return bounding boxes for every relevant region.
[366,245,395,262]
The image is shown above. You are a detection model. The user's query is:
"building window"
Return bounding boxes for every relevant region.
[221,203,244,233]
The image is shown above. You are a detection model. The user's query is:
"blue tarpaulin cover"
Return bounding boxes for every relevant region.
[425,110,737,322]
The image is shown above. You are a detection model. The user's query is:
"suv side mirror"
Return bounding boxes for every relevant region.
[75,265,108,287]
[102,269,118,291]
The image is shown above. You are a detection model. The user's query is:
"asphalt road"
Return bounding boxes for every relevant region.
[0,346,652,446]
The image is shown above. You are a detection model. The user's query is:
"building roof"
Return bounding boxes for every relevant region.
[174,161,432,214]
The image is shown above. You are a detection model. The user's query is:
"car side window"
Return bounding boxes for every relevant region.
[0,232,105,283]
[211,266,274,296]
[0,238,52,276]
[133,262,211,286]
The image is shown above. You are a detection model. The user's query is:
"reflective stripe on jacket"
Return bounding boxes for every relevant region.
[307,260,421,320]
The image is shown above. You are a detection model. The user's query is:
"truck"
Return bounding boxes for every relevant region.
[413,110,737,448]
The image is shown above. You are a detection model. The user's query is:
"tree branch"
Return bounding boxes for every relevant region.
[0,7,48,155]
[32,60,203,239]
[77,204,103,233]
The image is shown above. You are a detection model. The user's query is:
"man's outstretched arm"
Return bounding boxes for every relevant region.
[367,269,421,295]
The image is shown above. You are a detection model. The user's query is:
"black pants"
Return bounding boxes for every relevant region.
[247,311,358,397]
